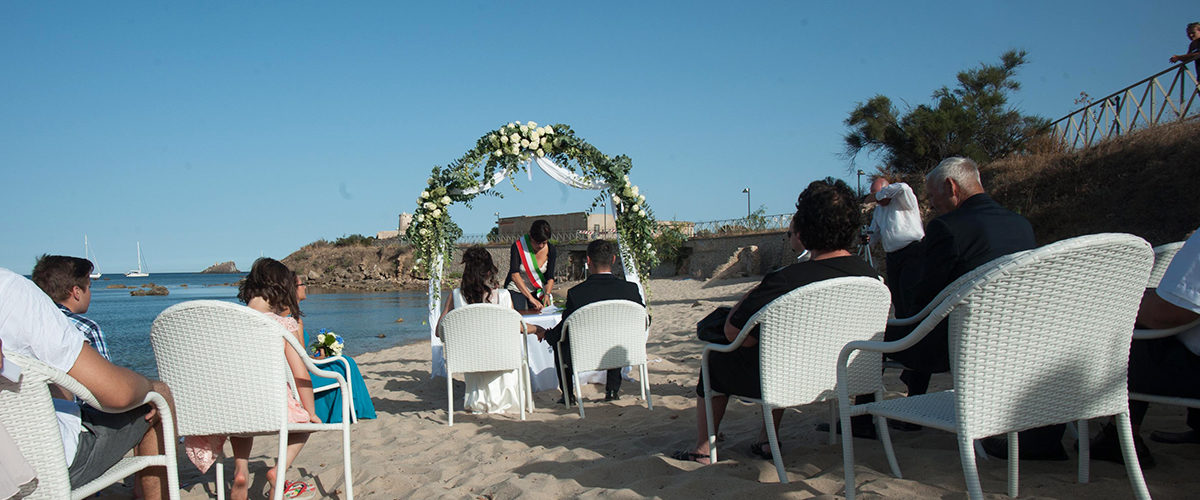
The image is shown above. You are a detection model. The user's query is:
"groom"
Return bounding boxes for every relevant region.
[543,239,644,403]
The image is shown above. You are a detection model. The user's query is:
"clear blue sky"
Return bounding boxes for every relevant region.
[1,1,1191,272]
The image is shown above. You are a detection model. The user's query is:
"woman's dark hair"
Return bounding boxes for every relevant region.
[793,178,860,252]
[529,219,552,242]
[238,257,302,318]
[460,246,498,304]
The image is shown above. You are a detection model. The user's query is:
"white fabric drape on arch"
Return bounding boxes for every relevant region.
[429,156,643,378]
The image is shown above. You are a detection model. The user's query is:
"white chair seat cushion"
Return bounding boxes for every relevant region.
[861,391,958,433]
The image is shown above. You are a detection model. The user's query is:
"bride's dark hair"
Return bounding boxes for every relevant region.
[461,246,498,304]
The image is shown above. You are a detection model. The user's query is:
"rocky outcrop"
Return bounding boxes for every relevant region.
[200,261,240,274]
[283,241,421,291]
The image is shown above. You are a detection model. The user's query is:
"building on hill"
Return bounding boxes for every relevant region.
[497,212,616,242]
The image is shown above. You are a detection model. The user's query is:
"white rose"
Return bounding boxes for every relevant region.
[501,135,509,144]
[537,148,545,157]
[441,195,451,205]
[612,194,621,204]
[520,138,530,148]
[416,214,424,222]
[494,150,503,157]
[632,204,641,212]
[519,125,529,133]
[540,137,548,146]
[645,242,652,249]
[423,202,436,210]
[638,209,646,217]
[528,121,537,127]
[420,228,429,235]
[623,174,629,183]
[623,186,633,197]
[489,134,499,146]
[631,186,639,196]
[510,133,520,143]
[511,146,520,155]
[420,190,429,199]
[638,194,645,203]
[431,209,441,218]
[650,249,657,257]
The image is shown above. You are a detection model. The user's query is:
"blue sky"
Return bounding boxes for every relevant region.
[1,1,1191,272]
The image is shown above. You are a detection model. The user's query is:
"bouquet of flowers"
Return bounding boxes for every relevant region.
[309,329,344,358]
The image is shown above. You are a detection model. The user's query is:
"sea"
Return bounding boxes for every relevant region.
[84,272,432,378]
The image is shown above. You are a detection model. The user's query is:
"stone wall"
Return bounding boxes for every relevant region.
[446,230,796,283]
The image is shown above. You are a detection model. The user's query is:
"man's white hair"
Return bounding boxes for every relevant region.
[926,156,982,193]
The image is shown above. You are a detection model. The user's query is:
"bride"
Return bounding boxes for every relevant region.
[439,246,542,413]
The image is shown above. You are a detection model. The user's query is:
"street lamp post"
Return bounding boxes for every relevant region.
[741,188,750,218]
[856,169,865,197]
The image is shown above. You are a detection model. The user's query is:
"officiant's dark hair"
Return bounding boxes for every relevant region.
[530,219,552,242]
[461,246,499,304]
[239,257,302,318]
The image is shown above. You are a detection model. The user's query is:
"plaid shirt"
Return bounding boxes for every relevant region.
[57,303,111,362]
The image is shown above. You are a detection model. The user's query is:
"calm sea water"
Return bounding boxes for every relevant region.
[85,272,431,378]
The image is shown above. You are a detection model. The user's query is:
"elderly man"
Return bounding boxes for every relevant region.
[0,267,174,498]
[881,157,1068,459]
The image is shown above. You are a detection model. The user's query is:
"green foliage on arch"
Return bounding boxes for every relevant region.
[405,121,660,281]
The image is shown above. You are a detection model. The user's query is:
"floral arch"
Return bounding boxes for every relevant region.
[406,121,659,377]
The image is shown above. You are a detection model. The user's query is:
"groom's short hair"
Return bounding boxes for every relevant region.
[587,239,616,269]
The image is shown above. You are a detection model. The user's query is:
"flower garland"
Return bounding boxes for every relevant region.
[405,121,659,283]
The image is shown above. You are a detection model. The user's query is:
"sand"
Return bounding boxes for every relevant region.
[156,276,1197,499]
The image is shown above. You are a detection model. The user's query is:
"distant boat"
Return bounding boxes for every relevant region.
[125,242,150,278]
[85,235,102,279]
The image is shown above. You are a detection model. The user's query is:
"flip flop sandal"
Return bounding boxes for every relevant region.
[669,449,712,464]
[282,480,317,500]
[749,441,774,460]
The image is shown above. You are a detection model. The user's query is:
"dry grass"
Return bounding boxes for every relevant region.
[986,119,1200,245]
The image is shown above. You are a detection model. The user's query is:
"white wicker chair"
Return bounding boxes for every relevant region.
[0,352,180,500]
[437,303,527,426]
[1130,240,1200,410]
[702,276,891,484]
[149,300,354,500]
[557,300,652,418]
[837,233,1154,500]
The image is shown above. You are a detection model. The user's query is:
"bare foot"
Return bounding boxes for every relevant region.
[230,469,249,500]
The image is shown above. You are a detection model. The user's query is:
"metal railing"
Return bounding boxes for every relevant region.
[456,230,618,246]
[1050,62,1200,150]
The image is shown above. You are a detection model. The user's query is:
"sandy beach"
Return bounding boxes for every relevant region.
[150,276,1198,499]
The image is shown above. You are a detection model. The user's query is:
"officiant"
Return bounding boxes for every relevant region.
[505,219,558,312]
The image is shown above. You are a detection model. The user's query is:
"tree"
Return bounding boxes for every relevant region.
[844,50,1049,174]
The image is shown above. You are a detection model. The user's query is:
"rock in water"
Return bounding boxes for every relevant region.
[200,261,240,273]
[131,285,169,296]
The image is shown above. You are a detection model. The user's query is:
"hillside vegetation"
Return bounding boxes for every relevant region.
[987,119,1200,245]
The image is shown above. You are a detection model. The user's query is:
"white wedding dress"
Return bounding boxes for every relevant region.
[452,288,523,414]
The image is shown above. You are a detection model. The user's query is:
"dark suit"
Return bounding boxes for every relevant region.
[546,272,644,399]
[884,192,1036,375]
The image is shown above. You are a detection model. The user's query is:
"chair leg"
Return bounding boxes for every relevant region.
[839,402,857,500]
[1077,419,1089,484]
[517,367,526,421]
[446,372,454,426]
[762,404,787,484]
[343,418,354,499]
[876,416,901,479]
[1115,412,1152,500]
[574,372,585,418]
[957,434,985,500]
[216,460,225,500]
[1006,431,1018,498]
[274,429,289,500]
[640,364,652,410]
[702,356,718,464]
[557,355,570,409]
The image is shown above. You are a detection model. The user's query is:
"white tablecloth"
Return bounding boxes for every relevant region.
[521,310,635,393]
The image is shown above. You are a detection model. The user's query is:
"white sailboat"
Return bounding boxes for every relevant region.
[84,235,102,279]
[125,242,150,278]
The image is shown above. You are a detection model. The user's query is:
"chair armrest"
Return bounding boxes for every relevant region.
[282,333,349,388]
[701,314,759,355]
[1133,318,1200,340]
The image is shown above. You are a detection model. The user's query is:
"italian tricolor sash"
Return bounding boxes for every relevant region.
[515,234,546,296]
